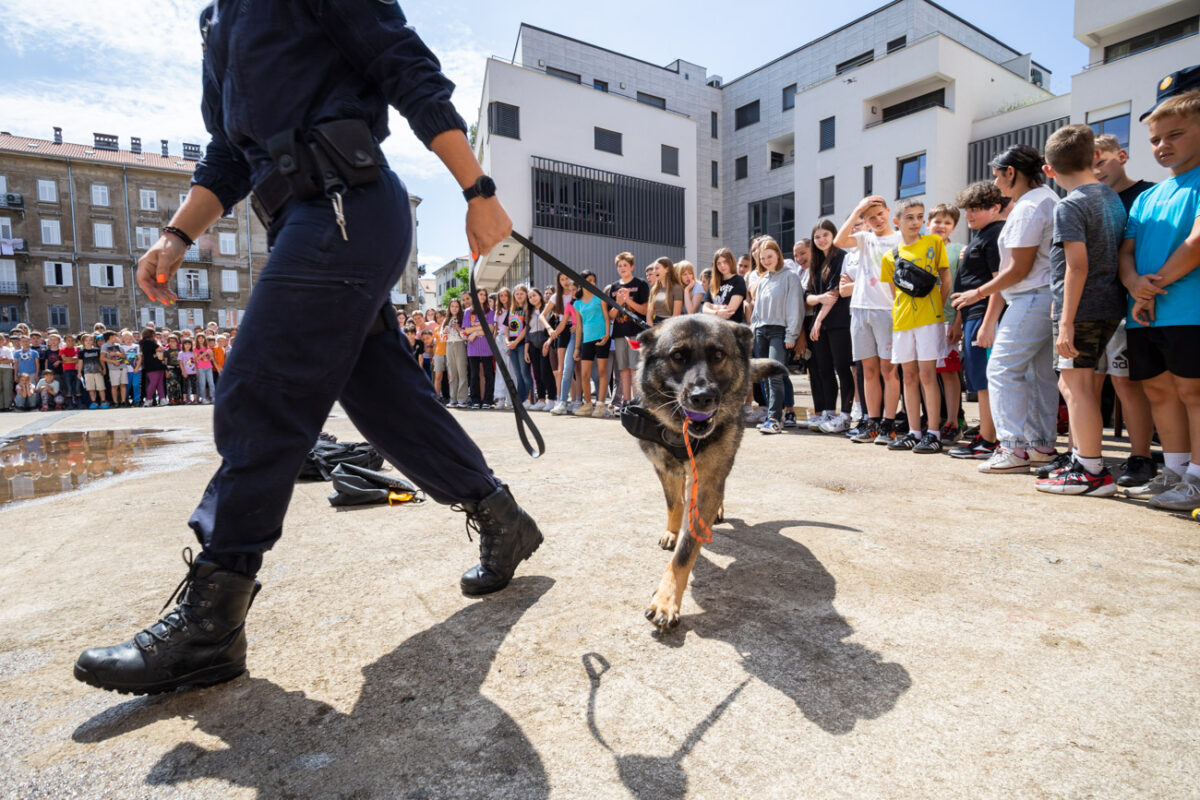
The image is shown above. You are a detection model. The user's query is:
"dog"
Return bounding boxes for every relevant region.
[627,314,788,630]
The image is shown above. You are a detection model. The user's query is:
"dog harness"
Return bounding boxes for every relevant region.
[619,401,721,463]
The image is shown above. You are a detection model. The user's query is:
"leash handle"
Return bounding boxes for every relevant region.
[510,232,651,333]
[469,253,546,459]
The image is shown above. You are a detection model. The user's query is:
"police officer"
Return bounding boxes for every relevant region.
[73,1,543,696]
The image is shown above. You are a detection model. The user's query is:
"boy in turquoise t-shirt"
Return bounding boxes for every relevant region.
[880,198,950,454]
[1119,89,1200,510]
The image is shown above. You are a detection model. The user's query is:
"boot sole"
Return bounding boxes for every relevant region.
[460,534,543,597]
[73,661,246,696]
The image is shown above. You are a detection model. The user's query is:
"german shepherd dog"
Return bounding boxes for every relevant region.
[631,315,788,630]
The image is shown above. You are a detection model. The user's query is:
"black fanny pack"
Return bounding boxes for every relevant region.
[891,247,938,298]
[251,119,387,229]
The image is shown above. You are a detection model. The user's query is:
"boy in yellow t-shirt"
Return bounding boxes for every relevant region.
[880,198,951,453]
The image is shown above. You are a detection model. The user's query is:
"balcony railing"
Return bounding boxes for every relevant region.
[0,238,28,254]
[182,246,213,263]
[0,281,29,296]
[177,287,212,301]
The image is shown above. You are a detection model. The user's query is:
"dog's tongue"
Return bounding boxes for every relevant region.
[684,409,714,423]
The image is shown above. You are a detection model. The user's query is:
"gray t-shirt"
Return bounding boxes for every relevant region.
[1050,182,1127,322]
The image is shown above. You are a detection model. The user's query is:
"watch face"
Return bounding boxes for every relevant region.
[477,176,496,197]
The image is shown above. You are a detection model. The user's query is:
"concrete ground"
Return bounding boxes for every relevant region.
[1,385,1198,799]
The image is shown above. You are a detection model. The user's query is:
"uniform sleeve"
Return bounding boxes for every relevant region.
[301,0,467,148]
[191,7,253,214]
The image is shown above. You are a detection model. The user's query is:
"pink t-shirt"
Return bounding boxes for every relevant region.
[195,347,213,369]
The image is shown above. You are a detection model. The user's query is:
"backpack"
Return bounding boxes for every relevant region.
[890,247,938,298]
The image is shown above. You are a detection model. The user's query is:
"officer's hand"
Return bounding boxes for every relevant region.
[137,237,185,305]
[466,197,513,260]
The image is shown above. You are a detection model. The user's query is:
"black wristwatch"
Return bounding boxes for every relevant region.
[463,175,496,203]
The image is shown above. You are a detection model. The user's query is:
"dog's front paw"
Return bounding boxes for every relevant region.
[658,531,678,550]
[645,575,682,630]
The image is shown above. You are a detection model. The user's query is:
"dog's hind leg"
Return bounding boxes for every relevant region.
[655,461,686,551]
[646,474,726,630]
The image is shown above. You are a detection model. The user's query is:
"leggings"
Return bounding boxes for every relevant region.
[557,337,576,402]
[467,355,494,406]
[144,370,166,404]
[528,340,556,401]
[128,371,142,404]
[809,326,854,414]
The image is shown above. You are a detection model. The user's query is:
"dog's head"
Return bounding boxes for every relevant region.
[634,316,755,440]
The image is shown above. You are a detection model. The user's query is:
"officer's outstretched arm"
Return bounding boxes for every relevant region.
[430,129,512,259]
[137,185,225,306]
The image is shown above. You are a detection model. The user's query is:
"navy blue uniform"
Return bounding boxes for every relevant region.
[187,0,499,574]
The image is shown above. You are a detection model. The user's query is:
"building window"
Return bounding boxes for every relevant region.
[735,100,760,130]
[819,177,836,216]
[48,305,68,327]
[782,84,797,111]
[0,217,11,239]
[711,161,719,188]
[711,210,719,238]
[593,79,608,92]
[661,145,679,176]
[545,65,581,84]
[44,261,72,286]
[836,50,874,75]
[735,156,748,180]
[41,219,61,246]
[91,184,109,206]
[140,189,157,211]
[99,306,119,329]
[1104,16,1198,63]
[882,88,946,123]
[1089,113,1131,150]
[219,232,237,255]
[0,176,6,194]
[748,192,796,252]
[93,222,114,249]
[532,156,684,247]
[37,179,57,203]
[637,92,666,110]
[819,117,836,151]
[897,153,926,199]
[864,165,874,196]
[487,101,520,139]
[221,269,239,293]
[0,304,19,325]
[135,226,158,250]
[594,127,622,155]
[711,111,718,139]
[770,151,787,170]
[90,263,123,288]
[887,36,907,54]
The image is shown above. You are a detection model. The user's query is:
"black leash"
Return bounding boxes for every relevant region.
[468,233,651,458]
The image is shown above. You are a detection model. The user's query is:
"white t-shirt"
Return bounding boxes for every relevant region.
[998,186,1058,301]
[0,345,13,372]
[849,229,902,311]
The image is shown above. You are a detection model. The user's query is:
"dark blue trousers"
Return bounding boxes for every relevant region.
[188,170,499,574]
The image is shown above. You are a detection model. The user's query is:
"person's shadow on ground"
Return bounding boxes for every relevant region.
[687,517,912,735]
[73,577,553,799]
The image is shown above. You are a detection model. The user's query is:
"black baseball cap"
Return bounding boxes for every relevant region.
[1140,64,1200,121]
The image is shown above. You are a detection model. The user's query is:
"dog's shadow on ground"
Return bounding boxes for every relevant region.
[72,577,553,799]
[679,516,911,736]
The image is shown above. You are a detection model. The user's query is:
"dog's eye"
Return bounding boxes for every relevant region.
[670,350,688,364]
[711,350,726,363]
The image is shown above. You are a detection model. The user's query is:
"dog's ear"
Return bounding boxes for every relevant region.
[733,323,753,361]
[635,326,658,353]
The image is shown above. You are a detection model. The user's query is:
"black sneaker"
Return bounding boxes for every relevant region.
[887,431,920,451]
[1116,455,1157,488]
[782,411,798,429]
[851,422,878,443]
[1034,451,1074,480]
[913,431,943,454]
[940,423,960,444]
[470,403,481,410]
[962,424,980,440]
[949,435,995,459]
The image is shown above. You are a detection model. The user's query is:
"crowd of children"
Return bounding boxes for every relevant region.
[0,322,232,411]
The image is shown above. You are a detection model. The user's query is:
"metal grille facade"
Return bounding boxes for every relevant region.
[967,117,1070,184]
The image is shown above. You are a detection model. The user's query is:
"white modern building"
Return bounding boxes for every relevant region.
[474,0,1196,289]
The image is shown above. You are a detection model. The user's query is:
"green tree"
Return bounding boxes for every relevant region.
[443,264,472,306]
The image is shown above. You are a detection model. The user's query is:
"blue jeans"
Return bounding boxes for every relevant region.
[507,345,530,404]
[558,337,576,402]
[754,325,791,422]
[195,368,214,401]
[128,371,142,404]
[986,287,1057,451]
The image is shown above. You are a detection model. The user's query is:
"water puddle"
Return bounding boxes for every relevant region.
[0,428,186,507]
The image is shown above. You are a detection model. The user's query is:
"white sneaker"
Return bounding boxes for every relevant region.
[1125,467,1181,500]
[978,448,1031,473]
[1028,448,1059,465]
[523,399,534,410]
[819,411,850,434]
[549,402,568,416]
[1149,472,1200,511]
[806,410,828,431]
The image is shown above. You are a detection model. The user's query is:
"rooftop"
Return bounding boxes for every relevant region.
[0,132,197,173]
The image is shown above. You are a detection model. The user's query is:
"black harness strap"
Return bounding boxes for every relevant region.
[619,401,716,463]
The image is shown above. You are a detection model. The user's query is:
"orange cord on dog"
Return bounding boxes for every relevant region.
[682,417,713,544]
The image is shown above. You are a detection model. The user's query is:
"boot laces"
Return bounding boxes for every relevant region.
[137,548,201,649]
[451,503,502,564]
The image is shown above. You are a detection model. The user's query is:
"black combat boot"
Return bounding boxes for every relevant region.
[74,548,260,695]
[456,484,544,596]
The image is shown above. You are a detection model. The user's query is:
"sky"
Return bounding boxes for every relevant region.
[0,0,1086,272]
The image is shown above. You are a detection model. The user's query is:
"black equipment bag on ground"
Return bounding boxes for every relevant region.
[327,463,424,507]
[298,440,384,482]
